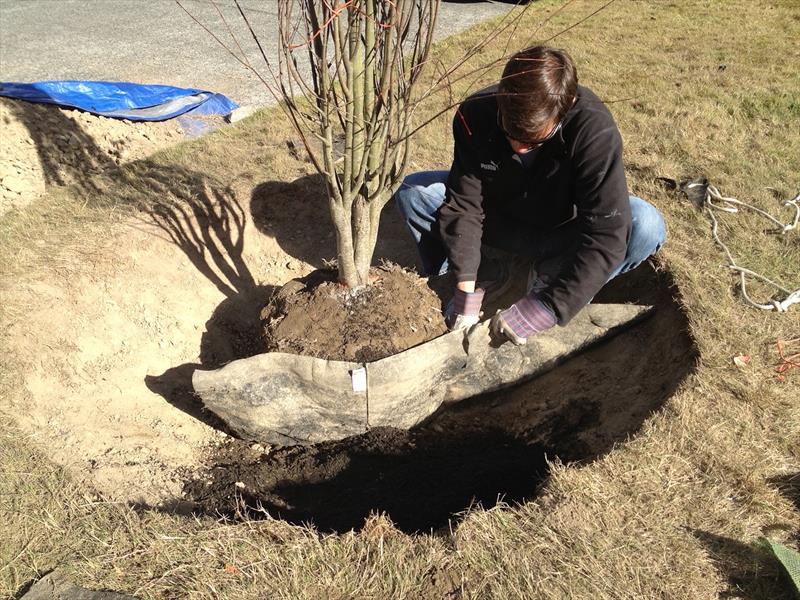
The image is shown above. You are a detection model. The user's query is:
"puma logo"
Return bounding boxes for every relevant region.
[480,161,499,172]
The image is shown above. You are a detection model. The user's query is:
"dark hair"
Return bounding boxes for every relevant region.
[497,46,578,140]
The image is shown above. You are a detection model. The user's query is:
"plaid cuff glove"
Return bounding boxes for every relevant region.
[492,293,556,344]
[452,288,485,317]
[445,288,485,330]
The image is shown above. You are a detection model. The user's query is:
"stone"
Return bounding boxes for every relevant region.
[368,303,654,429]
[21,570,138,600]
[193,303,654,445]
[227,105,257,123]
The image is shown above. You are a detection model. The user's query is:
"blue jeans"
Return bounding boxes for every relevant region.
[394,170,666,280]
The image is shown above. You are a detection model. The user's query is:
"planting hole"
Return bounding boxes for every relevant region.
[183,263,697,534]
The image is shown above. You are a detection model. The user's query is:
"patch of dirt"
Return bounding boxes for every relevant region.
[2,164,419,507]
[261,266,447,362]
[0,98,184,215]
[3,170,301,506]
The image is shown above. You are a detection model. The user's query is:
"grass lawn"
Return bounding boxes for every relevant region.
[1,0,798,598]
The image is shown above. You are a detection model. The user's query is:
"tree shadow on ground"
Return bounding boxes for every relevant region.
[692,529,797,600]
[183,263,700,534]
[768,472,800,514]
[250,174,419,271]
[130,165,277,431]
[7,100,266,431]
[5,97,118,197]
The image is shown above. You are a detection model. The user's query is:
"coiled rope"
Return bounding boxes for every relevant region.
[687,182,800,312]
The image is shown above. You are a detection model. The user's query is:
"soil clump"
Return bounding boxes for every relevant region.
[261,265,447,362]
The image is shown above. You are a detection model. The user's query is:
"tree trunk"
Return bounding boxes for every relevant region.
[331,201,360,288]
[350,195,372,286]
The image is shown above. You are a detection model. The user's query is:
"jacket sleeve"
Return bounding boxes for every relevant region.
[538,124,631,324]
[438,112,485,283]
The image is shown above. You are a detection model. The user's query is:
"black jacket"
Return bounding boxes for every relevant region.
[439,84,632,324]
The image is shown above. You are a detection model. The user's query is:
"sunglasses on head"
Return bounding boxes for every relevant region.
[496,109,562,147]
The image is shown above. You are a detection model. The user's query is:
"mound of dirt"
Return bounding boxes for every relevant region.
[0,98,184,215]
[261,266,448,362]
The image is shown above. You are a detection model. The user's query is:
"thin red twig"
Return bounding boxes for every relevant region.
[285,0,392,50]
[456,107,472,136]
[286,0,354,50]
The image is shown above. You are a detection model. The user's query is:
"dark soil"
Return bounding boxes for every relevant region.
[184,426,549,533]
[261,265,447,362]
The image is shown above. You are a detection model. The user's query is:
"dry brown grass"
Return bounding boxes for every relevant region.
[2,0,799,598]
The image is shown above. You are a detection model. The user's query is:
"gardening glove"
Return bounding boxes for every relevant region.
[445,288,485,331]
[489,293,556,345]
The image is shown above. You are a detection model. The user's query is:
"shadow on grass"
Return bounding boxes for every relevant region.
[250,174,420,271]
[768,472,800,513]
[692,530,797,600]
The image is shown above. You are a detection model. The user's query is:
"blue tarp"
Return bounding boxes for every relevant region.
[0,80,238,121]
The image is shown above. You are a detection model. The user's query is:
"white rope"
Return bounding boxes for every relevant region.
[693,183,800,312]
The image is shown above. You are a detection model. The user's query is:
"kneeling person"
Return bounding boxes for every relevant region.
[395,45,666,344]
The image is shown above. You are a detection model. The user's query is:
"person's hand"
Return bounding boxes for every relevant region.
[489,310,525,344]
[448,313,480,331]
[489,294,556,345]
[444,288,484,331]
